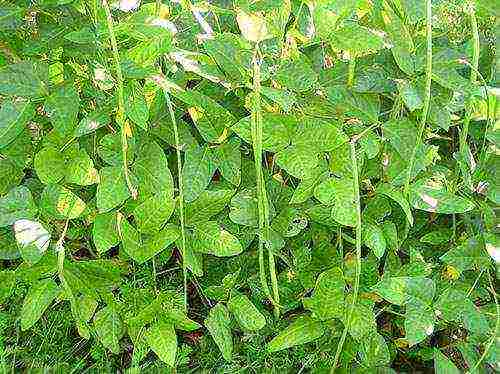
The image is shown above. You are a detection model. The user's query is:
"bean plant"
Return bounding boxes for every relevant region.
[0,0,498,372]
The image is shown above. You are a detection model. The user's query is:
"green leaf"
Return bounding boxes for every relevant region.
[44,83,80,135]
[440,237,490,274]
[74,109,110,137]
[363,223,387,259]
[435,288,489,335]
[382,118,417,160]
[34,147,66,184]
[0,61,49,98]
[232,113,297,153]
[275,55,318,92]
[382,3,415,75]
[377,184,414,226]
[119,218,179,264]
[76,295,98,323]
[0,270,16,303]
[133,195,175,234]
[271,206,308,237]
[0,4,23,31]
[65,149,99,186]
[292,118,348,152]
[181,146,217,203]
[124,81,149,130]
[0,99,34,150]
[345,299,377,341]
[93,212,120,254]
[326,85,380,123]
[133,140,174,199]
[405,302,435,346]
[21,279,60,331]
[290,167,328,204]
[203,33,252,83]
[434,350,460,374]
[261,86,296,112]
[358,332,390,368]
[303,267,345,320]
[144,320,177,367]
[212,139,241,186]
[40,184,86,219]
[93,305,124,354]
[227,292,266,331]
[420,229,452,245]
[205,303,233,361]
[374,277,436,346]
[329,21,386,56]
[276,145,319,179]
[0,186,38,227]
[373,276,435,306]
[97,133,136,166]
[409,178,475,214]
[0,158,24,195]
[171,89,237,143]
[96,166,131,213]
[397,80,423,112]
[191,221,243,257]
[151,116,198,152]
[0,228,20,260]
[185,189,235,225]
[267,315,326,353]
[228,188,259,227]
[314,177,356,227]
[120,9,176,41]
[132,140,175,232]
[164,308,201,332]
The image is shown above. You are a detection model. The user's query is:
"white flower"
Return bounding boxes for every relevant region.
[119,0,140,12]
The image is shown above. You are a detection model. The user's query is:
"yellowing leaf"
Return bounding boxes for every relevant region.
[236,10,271,43]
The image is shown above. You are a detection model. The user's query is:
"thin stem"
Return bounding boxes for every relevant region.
[458,6,479,187]
[347,56,356,89]
[337,226,343,270]
[55,221,85,333]
[165,91,189,313]
[251,47,277,312]
[332,141,362,371]
[102,0,137,199]
[467,272,499,373]
[56,220,70,278]
[404,0,432,196]
[351,121,381,143]
[152,258,158,294]
[466,268,484,297]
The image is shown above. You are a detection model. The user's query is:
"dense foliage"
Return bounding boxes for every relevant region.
[0,0,498,372]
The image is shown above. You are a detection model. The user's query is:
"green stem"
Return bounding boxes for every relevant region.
[347,56,356,89]
[332,141,362,371]
[165,91,189,313]
[55,221,84,332]
[458,6,479,187]
[102,0,137,199]
[251,47,278,314]
[404,0,432,197]
[467,272,499,373]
